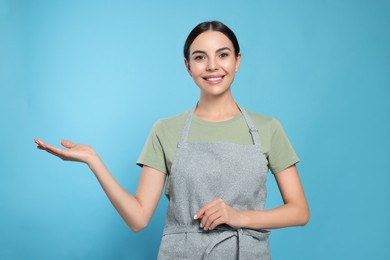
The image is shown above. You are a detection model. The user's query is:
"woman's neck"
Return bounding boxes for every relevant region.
[195,93,240,122]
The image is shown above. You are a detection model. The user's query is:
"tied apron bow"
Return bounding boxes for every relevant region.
[202,227,270,260]
[163,225,270,259]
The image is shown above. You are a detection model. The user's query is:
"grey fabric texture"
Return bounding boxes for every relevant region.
[158,105,271,260]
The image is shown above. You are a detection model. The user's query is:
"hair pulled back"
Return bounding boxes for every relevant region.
[183,21,240,61]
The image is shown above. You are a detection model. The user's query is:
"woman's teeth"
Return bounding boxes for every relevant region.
[206,77,222,81]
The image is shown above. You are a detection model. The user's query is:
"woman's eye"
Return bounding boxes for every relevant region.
[194,55,205,61]
[219,53,229,58]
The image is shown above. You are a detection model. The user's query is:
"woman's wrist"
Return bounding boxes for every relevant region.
[239,210,264,229]
[86,149,101,169]
[241,211,252,228]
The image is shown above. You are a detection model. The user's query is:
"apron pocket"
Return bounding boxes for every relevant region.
[241,230,271,260]
[158,233,190,260]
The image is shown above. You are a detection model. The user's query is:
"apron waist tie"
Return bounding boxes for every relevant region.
[163,225,270,260]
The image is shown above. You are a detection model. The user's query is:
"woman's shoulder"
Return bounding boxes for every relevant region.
[244,108,281,129]
[151,110,190,134]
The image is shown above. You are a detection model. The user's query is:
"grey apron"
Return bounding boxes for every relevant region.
[158,105,271,260]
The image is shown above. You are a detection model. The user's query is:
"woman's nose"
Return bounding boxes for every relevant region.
[206,58,218,71]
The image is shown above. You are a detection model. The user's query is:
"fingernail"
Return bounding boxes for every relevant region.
[208,227,212,230]
[204,227,207,231]
[200,223,203,228]
[194,214,198,220]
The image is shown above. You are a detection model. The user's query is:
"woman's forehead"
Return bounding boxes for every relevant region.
[189,31,234,52]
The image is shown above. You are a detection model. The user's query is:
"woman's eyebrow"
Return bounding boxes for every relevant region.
[216,47,231,53]
[191,50,206,56]
[191,47,232,56]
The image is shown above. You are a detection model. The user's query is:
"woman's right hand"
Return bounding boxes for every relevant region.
[34,138,166,232]
[34,138,97,165]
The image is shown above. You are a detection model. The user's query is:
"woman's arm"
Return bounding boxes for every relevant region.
[34,138,166,232]
[240,165,310,229]
[194,165,310,230]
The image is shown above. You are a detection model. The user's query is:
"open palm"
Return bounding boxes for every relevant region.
[34,138,95,164]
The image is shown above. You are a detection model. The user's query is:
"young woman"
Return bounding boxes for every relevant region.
[34,21,310,259]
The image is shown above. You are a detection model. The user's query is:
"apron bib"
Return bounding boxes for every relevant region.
[158,105,271,260]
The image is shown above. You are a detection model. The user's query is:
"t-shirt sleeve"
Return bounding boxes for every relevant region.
[268,118,300,174]
[136,120,168,175]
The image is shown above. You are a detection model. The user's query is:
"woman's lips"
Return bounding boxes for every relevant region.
[203,75,225,84]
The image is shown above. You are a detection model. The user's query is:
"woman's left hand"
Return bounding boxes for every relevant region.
[194,198,245,231]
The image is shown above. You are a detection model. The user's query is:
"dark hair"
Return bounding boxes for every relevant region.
[183,21,240,61]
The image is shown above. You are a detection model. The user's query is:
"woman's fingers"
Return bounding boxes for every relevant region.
[202,208,224,230]
[34,138,46,148]
[61,140,76,149]
[195,198,244,231]
[46,147,66,160]
[34,138,94,164]
[45,142,65,155]
[34,138,55,152]
[209,216,227,230]
[194,198,224,219]
[201,202,227,230]
[34,138,71,158]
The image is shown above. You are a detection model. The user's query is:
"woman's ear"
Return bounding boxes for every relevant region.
[184,59,192,76]
[235,53,242,72]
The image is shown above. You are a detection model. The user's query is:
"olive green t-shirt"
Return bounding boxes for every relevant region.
[137,109,299,197]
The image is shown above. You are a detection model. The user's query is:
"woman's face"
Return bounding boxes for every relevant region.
[185,30,241,97]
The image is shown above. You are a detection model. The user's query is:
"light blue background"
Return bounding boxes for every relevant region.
[1,0,389,259]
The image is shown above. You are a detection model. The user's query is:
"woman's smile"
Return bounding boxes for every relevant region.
[202,75,225,84]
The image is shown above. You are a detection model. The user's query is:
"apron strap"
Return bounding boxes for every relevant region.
[236,105,261,146]
[177,107,195,148]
